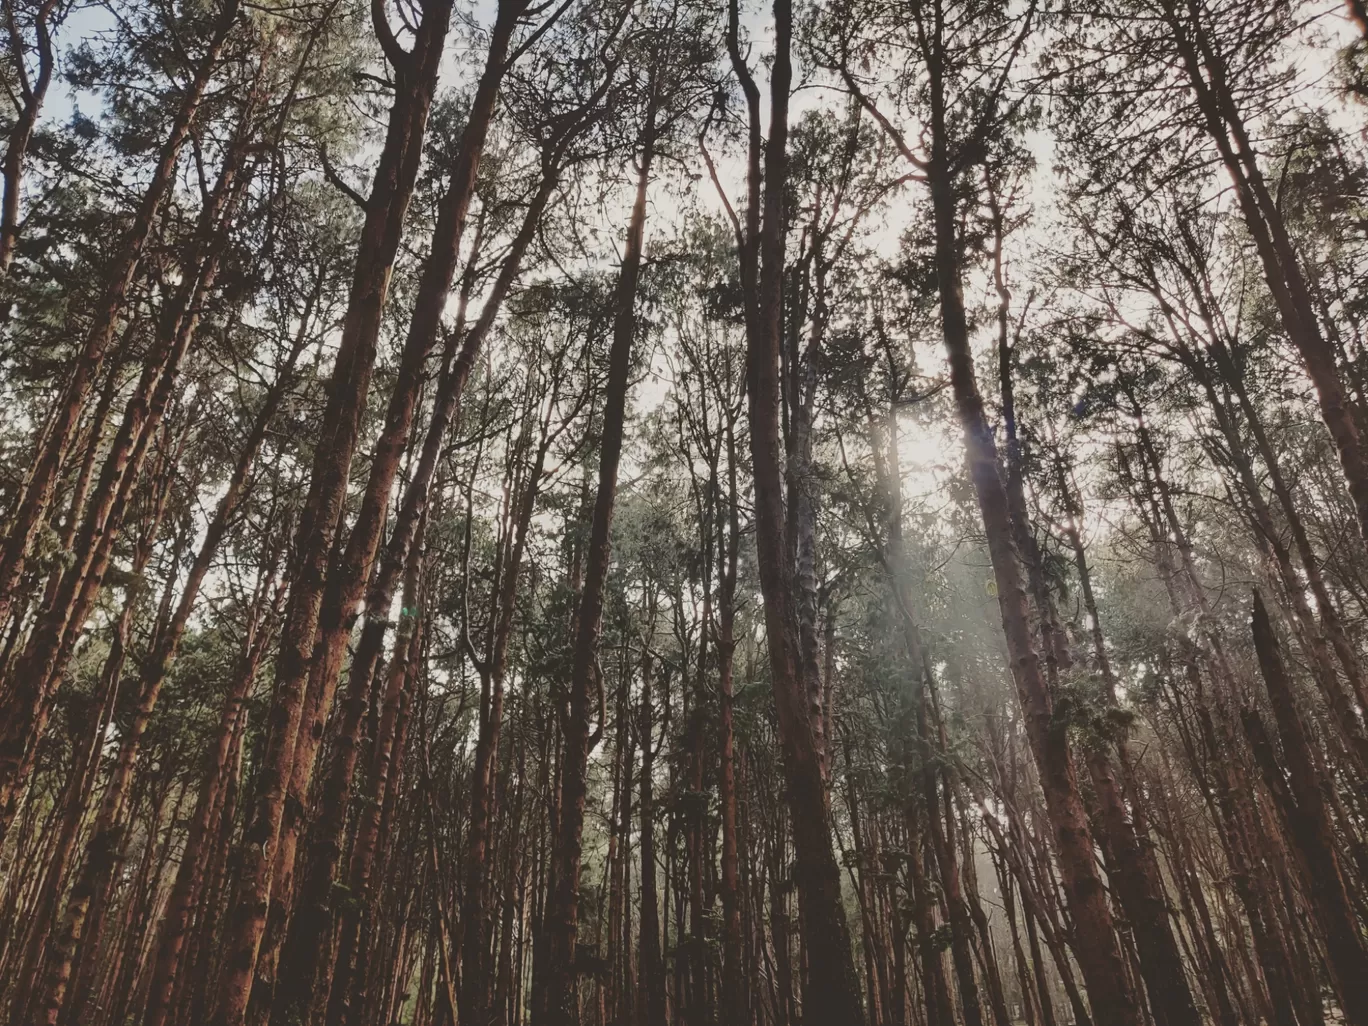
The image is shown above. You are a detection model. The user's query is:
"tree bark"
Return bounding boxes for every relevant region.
[207,5,452,1019]
[539,109,653,1026]
[726,0,866,1017]
[0,0,241,636]
[0,0,60,274]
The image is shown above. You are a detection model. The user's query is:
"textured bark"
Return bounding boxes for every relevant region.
[265,12,522,1018]
[326,581,426,1026]
[1164,0,1368,543]
[0,0,61,273]
[141,575,281,1026]
[0,96,256,842]
[29,455,183,1026]
[208,5,451,1019]
[5,585,123,1026]
[273,74,565,1026]
[263,11,525,995]
[1050,462,1203,1026]
[926,115,1141,1026]
[45,206,302,1026]
[637,654,667,1026]
[717,413,746,1026]
[458,379,557,1026]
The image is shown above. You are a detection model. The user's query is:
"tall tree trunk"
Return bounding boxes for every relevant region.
[717,413,746,1026]
[207,6,452,1019]
[0,97,259,842]
[637,653,667,1026]
[459,395,556,1026]
[264,6,524,1013]
[1047,454,1204,1026]
[0,0,60,273]
[924,70,1142,1019]
[327,577,426,1026]
[539,113,653,1026]
[726,0,866,1016]
[29,464,183,1026]
[1162,0,1368,543]
[5,580,124,1026]
[141,571,282,1026]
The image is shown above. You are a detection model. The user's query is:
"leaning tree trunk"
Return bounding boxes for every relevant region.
[1163,0,1368,544]
[207,5,452,1020]
[925,119,1141,1025]
[0,0,60,275]
[0,82,259,844]
[272,60,566,1026]
[0,0,240,637]
[140,569,282,1026]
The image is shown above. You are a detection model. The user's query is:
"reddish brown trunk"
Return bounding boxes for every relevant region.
[208,6,451,1019]
[1191,694,1303,1026]
[0,111,258,841]
[459,387,557,1026]
[141,577,281,1026]
[1164,0,1368,543]
[637,654,667,1026]
[926,110,1140,1023]
[326,595,426,1026]
[1051,463,1203,1026]
[29,476,182,1026]
[271,47,552,1018]
[0,0,59,274]
[5,593,123,1026]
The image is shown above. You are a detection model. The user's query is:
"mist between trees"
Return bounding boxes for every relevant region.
[0,0,1366,1024]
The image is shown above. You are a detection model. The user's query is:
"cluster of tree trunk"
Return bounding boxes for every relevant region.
[0,0,1366,1023]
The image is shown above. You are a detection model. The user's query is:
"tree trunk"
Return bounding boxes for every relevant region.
[637,653,667,1026]
[0,0,59,274]
[1163,0,1368,543]
[925,99,1141,1022]
[0,0,241,636]
[207,7,452,1019]
[141,573,281,1026]
[539,117,653,1026]
[726,0,866,1016]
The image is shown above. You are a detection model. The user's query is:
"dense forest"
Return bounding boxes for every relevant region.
[1,0,1367,1022]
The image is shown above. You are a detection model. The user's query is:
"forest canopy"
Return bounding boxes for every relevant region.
[0,0,1366,1024]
